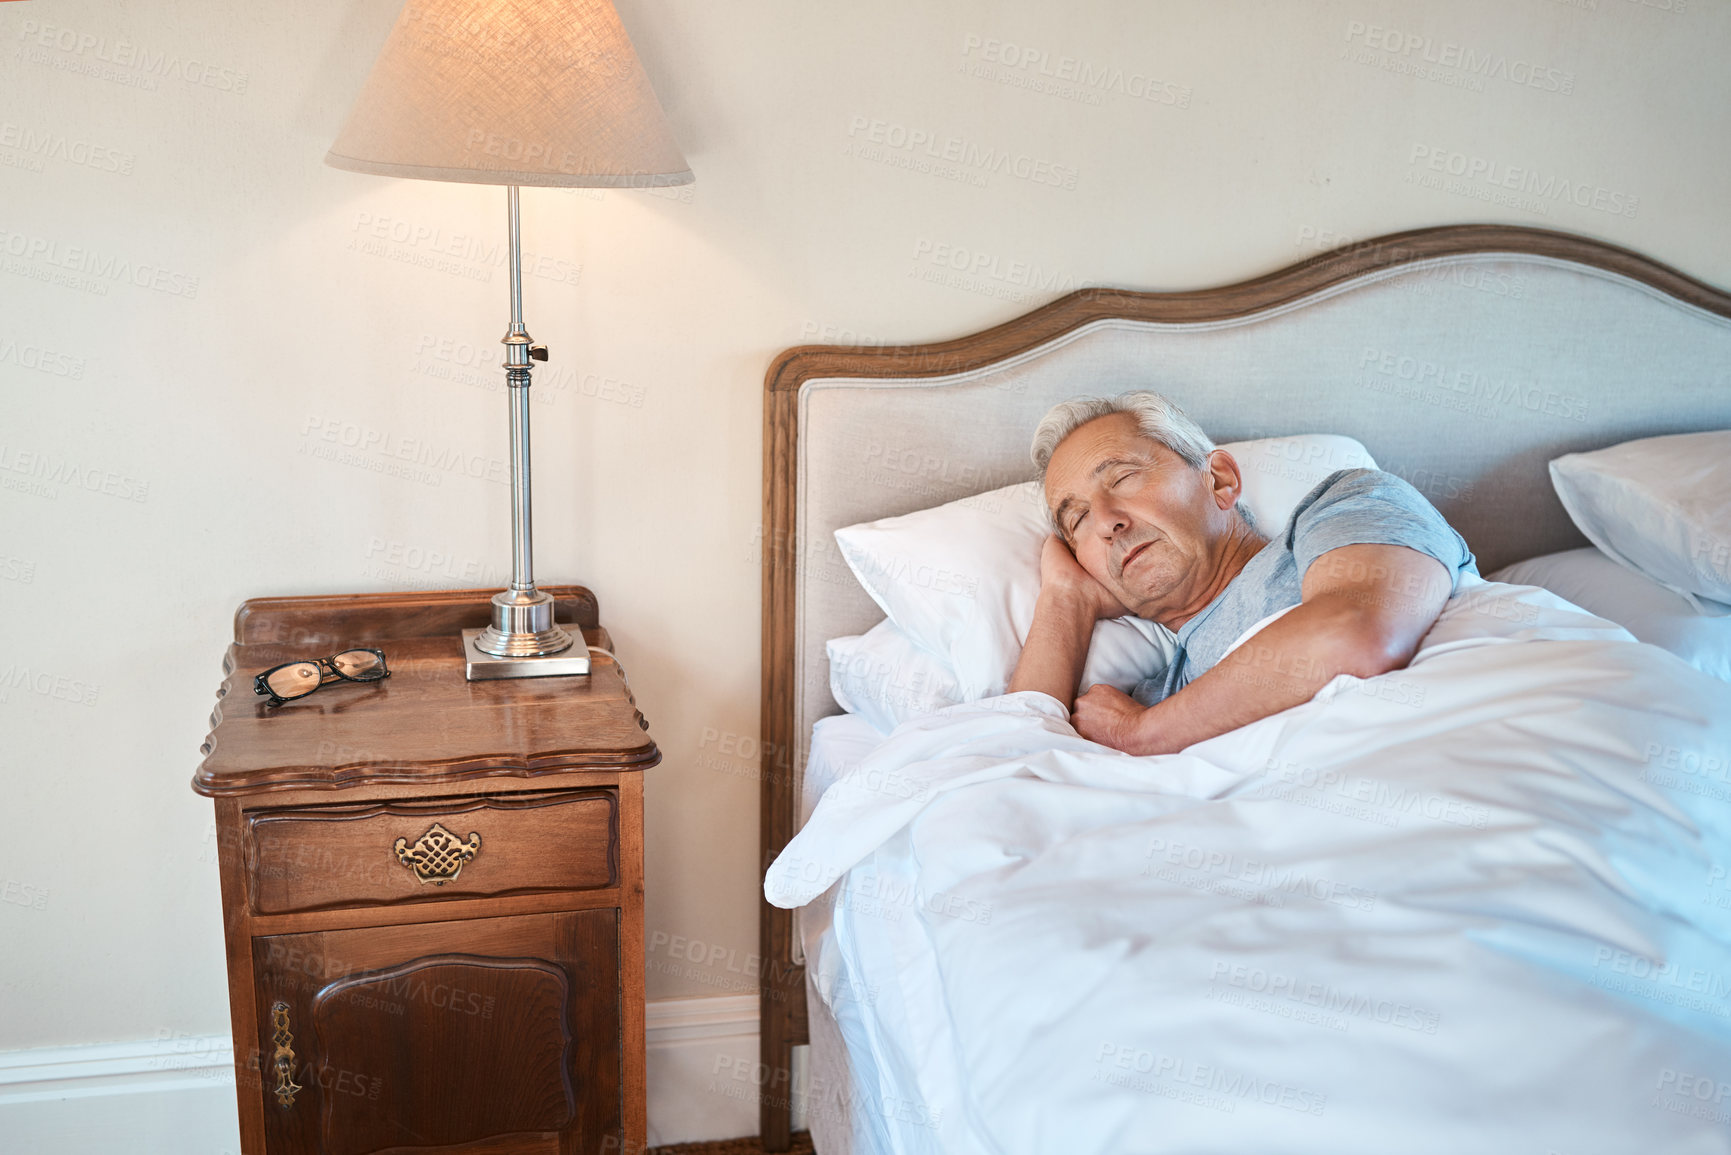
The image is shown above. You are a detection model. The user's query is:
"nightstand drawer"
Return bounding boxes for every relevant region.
[246,789,617,915]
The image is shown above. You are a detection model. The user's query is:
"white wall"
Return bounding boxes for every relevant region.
[1,0,1725,1141]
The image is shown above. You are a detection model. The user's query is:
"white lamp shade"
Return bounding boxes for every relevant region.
[326,0,693,187]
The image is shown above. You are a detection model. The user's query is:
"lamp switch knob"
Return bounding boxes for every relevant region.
[529,345,549,362]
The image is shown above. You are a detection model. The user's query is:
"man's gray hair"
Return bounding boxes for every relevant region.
[1030,391,1217,476]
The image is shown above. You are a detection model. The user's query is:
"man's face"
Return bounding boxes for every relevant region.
[1043,412,1248,619]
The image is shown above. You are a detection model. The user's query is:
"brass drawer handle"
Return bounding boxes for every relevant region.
[393,822,482,885]
[270,1002,302,1108]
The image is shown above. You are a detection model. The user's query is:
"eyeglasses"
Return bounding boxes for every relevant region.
[253,648,391,707]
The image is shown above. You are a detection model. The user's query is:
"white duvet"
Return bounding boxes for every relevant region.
[767,578,1731,1155]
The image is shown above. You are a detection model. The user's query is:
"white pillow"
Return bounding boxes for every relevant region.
[827,619,964,733]
[831,434,1377,700]
[1219,434,1379,535]
[1549,431,1731,614]
[1489,547,1731,683]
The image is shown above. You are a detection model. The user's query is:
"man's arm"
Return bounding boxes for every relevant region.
[1071,543,1452,755]
[1008,535,1128,704]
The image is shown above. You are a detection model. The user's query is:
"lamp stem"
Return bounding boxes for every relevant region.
[508,184,525,331]
[505,185,533,593]
[466,184,575,668]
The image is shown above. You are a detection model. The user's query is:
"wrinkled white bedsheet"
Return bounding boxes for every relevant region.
[769,579,1731,1154]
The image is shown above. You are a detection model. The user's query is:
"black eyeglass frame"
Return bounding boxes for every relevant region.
[253,648,391,707]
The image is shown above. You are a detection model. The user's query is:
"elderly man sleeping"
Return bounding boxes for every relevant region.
[1009,390,1477,754]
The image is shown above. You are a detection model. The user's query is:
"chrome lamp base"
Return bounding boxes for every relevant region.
[463,630,591,679]
[463,588,590,680]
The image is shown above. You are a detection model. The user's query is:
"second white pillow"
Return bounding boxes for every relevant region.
[827,619,965,734]
[1550,430,1731,613]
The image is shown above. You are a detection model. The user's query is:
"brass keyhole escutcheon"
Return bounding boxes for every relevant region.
[270,1001,301,1108]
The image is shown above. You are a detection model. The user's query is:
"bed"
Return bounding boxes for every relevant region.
[756,225,1731,1153]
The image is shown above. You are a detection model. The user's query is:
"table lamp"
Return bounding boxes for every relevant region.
[325,0,693,680]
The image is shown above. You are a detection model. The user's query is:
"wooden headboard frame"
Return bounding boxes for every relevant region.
[754,224,1731,1149]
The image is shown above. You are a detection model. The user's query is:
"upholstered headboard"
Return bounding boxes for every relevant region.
[754,225,1731,1145]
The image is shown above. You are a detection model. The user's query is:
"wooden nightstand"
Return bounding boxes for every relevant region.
[192,586,658,1155]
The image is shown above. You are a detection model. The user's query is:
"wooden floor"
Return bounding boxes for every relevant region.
[650,1133,815,1155]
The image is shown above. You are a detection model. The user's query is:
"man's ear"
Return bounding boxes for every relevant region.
[1206,449,1244,511]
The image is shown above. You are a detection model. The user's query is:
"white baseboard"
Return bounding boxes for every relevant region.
[0,994,792,1154]
[0,1034,244,1155]
[647,992,759,1044]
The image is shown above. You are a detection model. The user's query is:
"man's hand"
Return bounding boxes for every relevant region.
[1036,534,1127,623]
[1071,683,1149,752]
[1008,535,1130,704]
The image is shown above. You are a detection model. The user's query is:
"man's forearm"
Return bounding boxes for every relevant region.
[1122,598,1402,754]
[1008,589,1097,704]
[1074,545,1451,755]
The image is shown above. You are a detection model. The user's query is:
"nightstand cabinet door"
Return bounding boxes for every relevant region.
[251,910,621,1155]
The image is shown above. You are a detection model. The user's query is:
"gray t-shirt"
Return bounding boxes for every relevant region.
[1132,468,1478,706]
